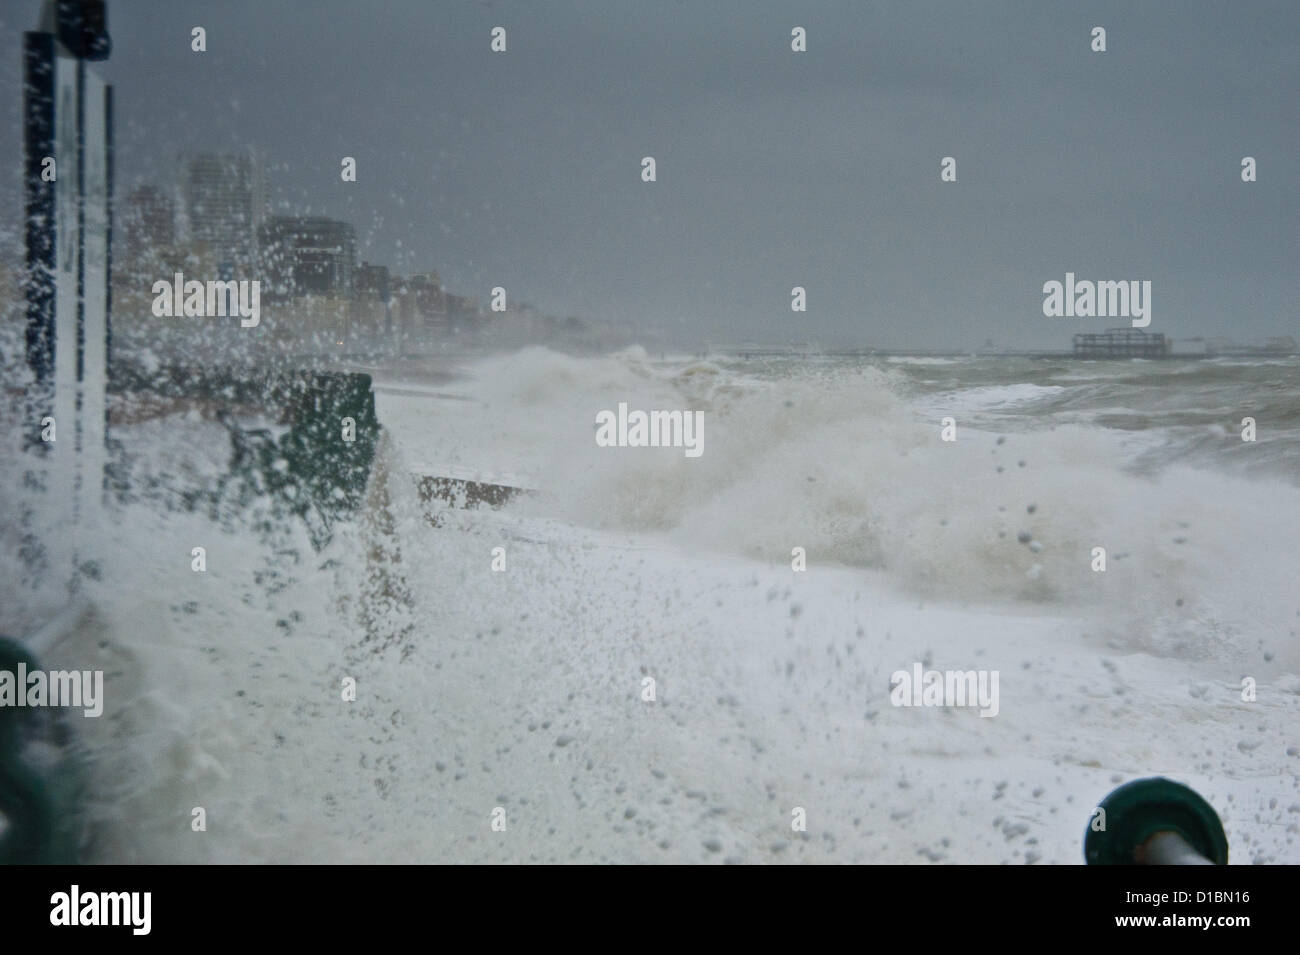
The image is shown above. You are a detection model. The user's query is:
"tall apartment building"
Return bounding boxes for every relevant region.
[122,184,176,260]
[177,150,267,270]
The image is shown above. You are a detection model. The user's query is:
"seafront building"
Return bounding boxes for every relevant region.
[257,216,357,301]
[177,150,268,273]
[122,185,175,260]
[106,151,503,352]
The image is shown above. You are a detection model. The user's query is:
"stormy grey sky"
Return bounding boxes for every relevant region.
[2,0,1297,349]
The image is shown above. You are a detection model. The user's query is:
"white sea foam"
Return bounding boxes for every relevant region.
[4,347,1297,863]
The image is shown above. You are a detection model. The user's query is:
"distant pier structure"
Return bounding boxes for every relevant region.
[1072,328,1171,359]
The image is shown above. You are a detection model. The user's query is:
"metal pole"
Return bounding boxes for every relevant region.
[1137,830,1215,865]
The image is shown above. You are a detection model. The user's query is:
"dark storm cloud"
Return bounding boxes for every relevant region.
[2,0,1297,349]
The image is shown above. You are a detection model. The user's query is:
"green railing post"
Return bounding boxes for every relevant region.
[1084,777,1228,865]
[0,636,85,864]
